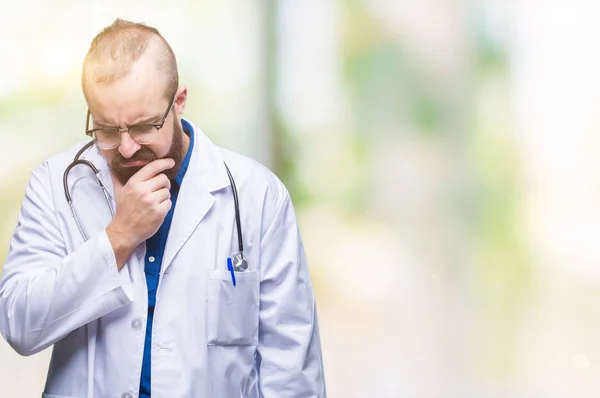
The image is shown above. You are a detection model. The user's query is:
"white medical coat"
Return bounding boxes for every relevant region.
[0,119,326,397]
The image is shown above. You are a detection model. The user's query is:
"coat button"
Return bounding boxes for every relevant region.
[121,393,133,398]
[131,318,143,331]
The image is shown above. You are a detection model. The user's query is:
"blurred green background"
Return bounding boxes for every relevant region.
[2,0,600,396]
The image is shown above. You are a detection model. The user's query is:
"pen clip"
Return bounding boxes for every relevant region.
[227,257,236,287]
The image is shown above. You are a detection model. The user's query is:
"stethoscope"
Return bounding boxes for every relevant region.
[62,140,249,272]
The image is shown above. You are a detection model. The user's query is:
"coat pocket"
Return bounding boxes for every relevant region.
[207,269,260,346]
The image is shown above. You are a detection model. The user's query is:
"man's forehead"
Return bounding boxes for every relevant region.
[87,82,167,125]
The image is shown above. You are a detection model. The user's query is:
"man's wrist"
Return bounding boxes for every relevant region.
[106,222,137,270]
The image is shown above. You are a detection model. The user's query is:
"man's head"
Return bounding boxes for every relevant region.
[82,19,188,186]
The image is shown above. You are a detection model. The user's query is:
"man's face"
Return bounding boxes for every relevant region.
[104,114,185,186]
[85,64,187,186]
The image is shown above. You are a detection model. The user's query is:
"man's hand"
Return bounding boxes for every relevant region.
[107,158,175,268]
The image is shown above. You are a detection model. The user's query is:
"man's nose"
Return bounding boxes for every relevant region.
[117,131,141,159]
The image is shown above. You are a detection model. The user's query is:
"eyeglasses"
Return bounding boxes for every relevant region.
[85,96,176,150]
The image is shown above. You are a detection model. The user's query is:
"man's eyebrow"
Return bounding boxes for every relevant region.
[92,114,161,128]
[92,120,115,128]
[130,114,162,125]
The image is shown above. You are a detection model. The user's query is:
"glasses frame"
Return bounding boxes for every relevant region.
[85,95,176,149]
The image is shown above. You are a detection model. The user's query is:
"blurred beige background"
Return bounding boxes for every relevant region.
[2,0,600,397]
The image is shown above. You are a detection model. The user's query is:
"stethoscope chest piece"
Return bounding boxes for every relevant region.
[231,252,249,272]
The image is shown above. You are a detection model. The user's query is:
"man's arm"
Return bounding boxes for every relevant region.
[0,161,133,356]
[257,183,327,397]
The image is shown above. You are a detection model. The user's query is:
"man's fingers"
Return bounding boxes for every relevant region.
[151,188,171,204]
[146,173,171,192]
[157,198,172,214]
[130,158,175,183]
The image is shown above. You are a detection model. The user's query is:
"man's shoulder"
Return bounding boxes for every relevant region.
[40,140,96,170]
[216,146,289,204]
[28,140,97,183]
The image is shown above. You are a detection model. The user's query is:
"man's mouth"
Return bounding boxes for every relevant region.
[120,159,149,167]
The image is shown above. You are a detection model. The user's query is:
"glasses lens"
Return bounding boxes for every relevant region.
[130,125,159,145]
[93,129,120,149]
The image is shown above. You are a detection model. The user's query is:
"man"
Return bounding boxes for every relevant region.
[0,19,326,397]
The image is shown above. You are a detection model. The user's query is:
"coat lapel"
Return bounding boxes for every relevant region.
[161,122,230,273]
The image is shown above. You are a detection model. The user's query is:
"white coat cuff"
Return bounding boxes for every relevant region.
[99,230,134,304]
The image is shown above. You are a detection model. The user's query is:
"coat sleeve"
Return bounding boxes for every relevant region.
[0,161,133,356]
[256,183,327,397]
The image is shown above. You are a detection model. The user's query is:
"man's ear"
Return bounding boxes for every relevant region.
[174,86,187,116]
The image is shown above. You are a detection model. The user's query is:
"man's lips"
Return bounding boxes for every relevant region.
[120,159,149,167]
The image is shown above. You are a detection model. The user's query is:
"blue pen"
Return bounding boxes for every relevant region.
[227,257,236,286]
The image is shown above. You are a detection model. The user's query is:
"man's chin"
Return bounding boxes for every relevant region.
[112,166,143,186]
[111,166,179,186]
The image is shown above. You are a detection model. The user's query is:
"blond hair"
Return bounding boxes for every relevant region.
[82,18,178,101]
